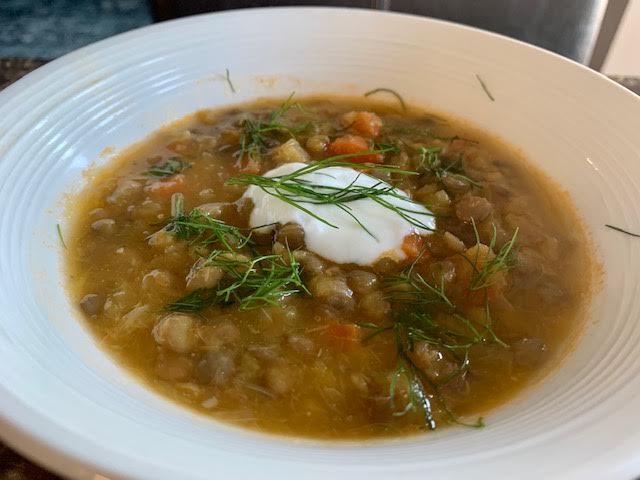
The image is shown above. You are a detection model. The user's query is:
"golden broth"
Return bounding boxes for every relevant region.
[65,96,592,439]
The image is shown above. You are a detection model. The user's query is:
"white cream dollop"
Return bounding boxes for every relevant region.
[242,162,435,266]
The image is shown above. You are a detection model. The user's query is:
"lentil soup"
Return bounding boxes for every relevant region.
[66,95,592,439]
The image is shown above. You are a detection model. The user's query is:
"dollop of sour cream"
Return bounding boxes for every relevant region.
[242,162,435,266]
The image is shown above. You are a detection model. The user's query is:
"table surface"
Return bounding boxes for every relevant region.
[0,58,638,480]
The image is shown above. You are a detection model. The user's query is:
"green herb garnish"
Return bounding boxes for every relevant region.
[364,87,407,112]
[476,74,495,102]
[146,157,190,177]
[363,250,505,429]
[389,346,437,429]
[237,93,309,161]
[56,223,67,249]
[605,224,640,238]
[466,221,519,291]
[228,151,435,237]
[161,194,249,250]
[167,249,308,312]
[225,68,236,93]
[378,311,487,430]
[417,146,481,188]
[385,257,455,309]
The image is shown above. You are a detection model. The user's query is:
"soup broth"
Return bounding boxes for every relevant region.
[66,96,592,439]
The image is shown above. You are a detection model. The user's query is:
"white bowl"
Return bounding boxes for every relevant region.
[1,7,640,480]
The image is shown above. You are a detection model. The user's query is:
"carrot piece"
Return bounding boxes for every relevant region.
[401,234,426,260]
[327,135,383,164]
[146,174,185,198]
[321,324,362,351]
[350,111,383,137]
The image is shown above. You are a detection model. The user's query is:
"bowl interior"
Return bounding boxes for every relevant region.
[1,8,640,480]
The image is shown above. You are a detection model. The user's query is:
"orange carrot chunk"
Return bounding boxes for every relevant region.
[401,234,426,260]
[322,323,362,351]
[327,135,383,164]
[343,111,383,138]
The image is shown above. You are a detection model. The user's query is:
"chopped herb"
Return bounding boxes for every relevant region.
[418,146,443,173]
[476,74,495,102]
[467,221,519,291]
[167,249,308,312]
[146,157,190,177]
[364,247,506,428]
[379,311,487,429]
[385,269,455,309]
[165,289,218,312]
[374,141,401,154]
[56,223,67,249]
[225,68,236,93]
[389,350,436,429]
[228,151,435,237]
[364,87,407,112]
[605,224,640,238]
[237,93,309,161]
[160,194,250,250]
[417,146,481,188]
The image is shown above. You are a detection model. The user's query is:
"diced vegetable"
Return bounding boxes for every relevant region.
[152,313,200,353]
[321,323,362,351]
[67,95,590,440]
[341,111,383,137]
[272,138,310,164]
[401,234,426,259]
[327,134,383,163]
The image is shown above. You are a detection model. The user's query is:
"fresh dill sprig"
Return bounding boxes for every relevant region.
[384,249,454,308]
[381,313,486,430]
[476,74,495,102]
[389,347,437,429]
[237,93,309,161]
[146,157,190,177]
[228,151,435,236]
[417,146,481,188]
[374,141,401,154]
[385,270,454,309]
[605,224,640,238]
[225,68,236,93]
[483,294,508,348]
[364,87,407,112]
[165,289,218,312]
[467,221,519,291]
[161,194,250,250]
[365,248,505,429]
[56,223,67,249]
[166,249,308,312]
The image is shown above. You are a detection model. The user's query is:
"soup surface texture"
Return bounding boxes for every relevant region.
[66,96,592,439]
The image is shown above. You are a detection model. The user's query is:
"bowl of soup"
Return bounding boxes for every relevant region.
[0,7,639,480]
